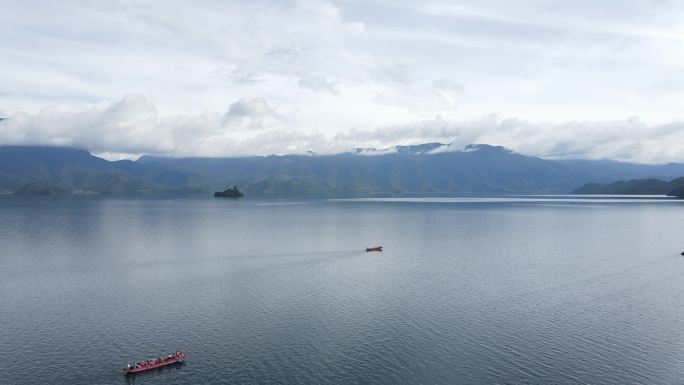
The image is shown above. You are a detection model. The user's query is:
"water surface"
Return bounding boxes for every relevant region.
[1,196,684,384]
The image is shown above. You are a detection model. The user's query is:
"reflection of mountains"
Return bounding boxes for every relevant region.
[4,144,684,196]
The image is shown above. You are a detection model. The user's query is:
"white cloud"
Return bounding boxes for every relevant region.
[222,97,280,130]
[2,96,684,163]
[0,95,330,157]
[298,75,339,94]
[1,1,684,161]
[336,115,684,164]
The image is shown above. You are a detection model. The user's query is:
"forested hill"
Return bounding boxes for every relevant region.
[2,144,684,196]
[573,177,684,197]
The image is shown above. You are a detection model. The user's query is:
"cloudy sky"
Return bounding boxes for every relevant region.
[1,0,684,162]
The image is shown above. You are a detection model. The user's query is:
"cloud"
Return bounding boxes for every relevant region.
[225,98,275,118]
[298,75,338,94]
[2,96,684,163]
[0,95,327,157]
[223,68,264,85]
[1,1,684,162]
[3,0,684,122]
[331,115,684,163]
[222,97,279,130]
[432,79,465,93]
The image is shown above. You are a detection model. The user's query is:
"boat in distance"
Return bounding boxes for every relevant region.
[366,246,383,252]
[123,351,186,375]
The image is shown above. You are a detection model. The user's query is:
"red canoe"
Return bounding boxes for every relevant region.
[366,246,383,252]
[123,351,186,375]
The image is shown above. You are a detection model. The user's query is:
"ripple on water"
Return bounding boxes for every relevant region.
[2,198,684,384]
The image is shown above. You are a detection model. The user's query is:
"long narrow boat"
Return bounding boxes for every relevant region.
[123,351,186,375]
[366,246,383,252]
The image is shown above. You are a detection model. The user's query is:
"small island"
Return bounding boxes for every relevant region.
[214,185,243,198]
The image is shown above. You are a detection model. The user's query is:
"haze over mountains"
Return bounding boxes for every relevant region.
[3,144,684,197]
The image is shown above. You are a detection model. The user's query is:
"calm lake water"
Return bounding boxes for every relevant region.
[2,196,684,384]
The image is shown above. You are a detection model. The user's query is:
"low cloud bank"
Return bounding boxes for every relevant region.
[1,95,684,163]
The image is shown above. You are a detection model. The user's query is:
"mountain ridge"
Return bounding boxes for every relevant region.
[2,144,684,197]
[573,177,684,197]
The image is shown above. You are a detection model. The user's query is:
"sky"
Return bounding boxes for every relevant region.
[1,0,684,162]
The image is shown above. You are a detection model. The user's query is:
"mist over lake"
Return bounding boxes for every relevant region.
[2,196,684,384]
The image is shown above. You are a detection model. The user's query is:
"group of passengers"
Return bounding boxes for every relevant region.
[126,352,183,370]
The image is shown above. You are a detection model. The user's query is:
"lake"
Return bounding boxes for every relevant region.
[1,196,684,384]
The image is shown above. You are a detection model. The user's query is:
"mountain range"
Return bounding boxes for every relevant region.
[2,143,684,197]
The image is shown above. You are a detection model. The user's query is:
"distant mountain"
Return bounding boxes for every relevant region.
[13,181,71,195]
[0,146,164,194]
[557,159,684,183]
[668,184,684,198]
[2,144,684,197]
[136,144,584,195]
[573,177,684,196]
